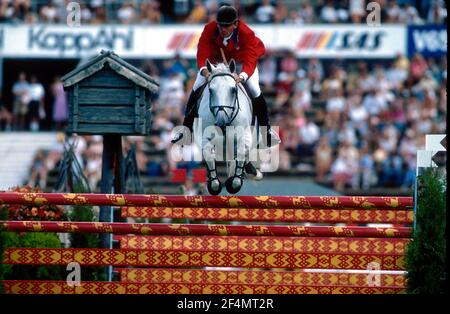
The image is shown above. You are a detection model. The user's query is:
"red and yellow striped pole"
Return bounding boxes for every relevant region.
[0,221,412,237]
[0,192,413,209]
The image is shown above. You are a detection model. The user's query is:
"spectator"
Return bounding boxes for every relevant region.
[255,0,275,23]
[339,139,360,189]
[204,0,219,22]
[410,53,428,83]
[337,121,358,147]
[349,0,365,23]
[259,51,277,92]
[91,5,107,24]
[84,137,103,191]
[27,75,45,132]
[297,117,320,157]
[299,1,315,23]
[12,0,30,22]
[320,0,338,23]
[379,123,399,154]
[281,110,302,154]
[378,151,404,187]
[394,53,410,73]
[359,142,376,190]
[285,10,303,24]
[45,133,64,173]
[347,91,369,137]
[185,0,207,23]
[158,70,185,117]
[79,1,93,24]
[427,0,447,23]
[51,76,68,130]
[0,0,13,22]
[314,136,333,182]
[280,50,299,74]
[386,0,401,22]
[273,0,288,23]
[307,58,324,81]
[39,0,58,23]
[386,59,408,90]
[0,91,13,131]
[117,0,137,24]
[357,63,377,92]
[140,0,162,24]
[12,72,30,131]
[401,2,423,24]
[28,149,48,189]
[330,149,350,191]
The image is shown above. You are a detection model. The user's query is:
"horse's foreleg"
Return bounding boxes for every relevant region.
[203,141,222,195]
[225,160,245,194]
[245,125,263,181]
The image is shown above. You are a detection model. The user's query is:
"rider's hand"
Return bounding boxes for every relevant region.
[235,72,248,84]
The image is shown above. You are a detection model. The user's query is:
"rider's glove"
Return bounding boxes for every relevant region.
[238,72,248,81]
[235,72,248,84]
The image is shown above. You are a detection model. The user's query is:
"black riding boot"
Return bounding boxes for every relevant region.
[184,88,202,130]
[172,88,201,144]
[252,93,280,147]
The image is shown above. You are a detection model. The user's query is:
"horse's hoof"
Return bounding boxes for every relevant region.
[225,176,243,194]
[207,179,222,195]
[244,162,257,175]
[254,169,263,181]
[245,163,263,181]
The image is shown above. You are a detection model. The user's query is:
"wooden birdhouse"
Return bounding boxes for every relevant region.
[61,50,159,135]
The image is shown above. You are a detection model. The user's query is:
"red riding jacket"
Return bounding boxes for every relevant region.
[196,20,266,78]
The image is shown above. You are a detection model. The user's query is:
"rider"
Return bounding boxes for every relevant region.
[171,5,280,147]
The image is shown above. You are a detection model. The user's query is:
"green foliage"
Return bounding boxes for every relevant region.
[405,168,446,294]
[1,231,65,281]
[0,186,67,287]
[2,186,66,221]
[69,205,99,248]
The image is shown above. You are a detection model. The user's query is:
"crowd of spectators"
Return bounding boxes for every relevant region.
[0,0,447,25]
[144,51,446,191]
[0,72,67,131]
[17,49,446,192]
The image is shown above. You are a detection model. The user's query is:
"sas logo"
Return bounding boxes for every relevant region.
[296,31,386,51]
[167,32,201,51]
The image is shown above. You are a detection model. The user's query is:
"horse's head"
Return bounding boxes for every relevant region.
[206,59,239,128]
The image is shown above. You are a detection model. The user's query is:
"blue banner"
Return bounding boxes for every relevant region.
[407,25,447,58]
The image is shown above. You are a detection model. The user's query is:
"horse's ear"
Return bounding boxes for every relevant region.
[229,59,236,73]
[206,59,213,73]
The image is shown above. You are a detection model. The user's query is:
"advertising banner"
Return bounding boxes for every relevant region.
[407,25,447,58]
[0,24,406,59]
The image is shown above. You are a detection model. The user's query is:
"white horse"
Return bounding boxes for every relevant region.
[193,59,262,195]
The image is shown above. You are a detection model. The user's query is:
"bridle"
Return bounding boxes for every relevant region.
[207,72,240,126]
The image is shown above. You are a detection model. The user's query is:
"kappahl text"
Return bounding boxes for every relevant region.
[28,27,134,54]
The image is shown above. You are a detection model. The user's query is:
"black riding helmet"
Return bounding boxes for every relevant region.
[216,5,238,25]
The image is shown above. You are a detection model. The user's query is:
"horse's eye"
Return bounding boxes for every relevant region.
[232,87,237,93]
